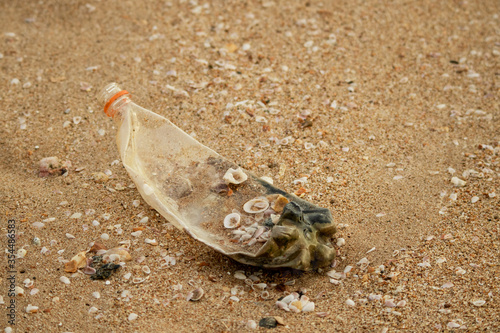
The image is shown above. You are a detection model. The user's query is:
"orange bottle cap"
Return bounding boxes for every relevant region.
[104,90,129,118]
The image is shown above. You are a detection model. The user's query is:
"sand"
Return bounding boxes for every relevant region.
[1,0,499,331]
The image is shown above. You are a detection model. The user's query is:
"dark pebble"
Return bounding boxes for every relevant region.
[259,317,277,329]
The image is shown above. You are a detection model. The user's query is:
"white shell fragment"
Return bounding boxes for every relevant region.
[60,276,70,285]
[243,197,269,214]
[451,176,466,187]
[472,300,486,307]
[302,302,315,312]
[346,299,355,306]
[17,249,27,258]
[224,213,241,229]
[26,304,39,313]
[234,271,247,280]
[15,286,25,296]
[223,167,248,184]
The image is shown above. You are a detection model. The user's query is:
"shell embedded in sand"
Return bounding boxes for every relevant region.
[187,287,204,301]
[223,167,248,184]
[224,213,241,229]
[243,197,269,214]
[104,247,132,262]
[64,251,88,273]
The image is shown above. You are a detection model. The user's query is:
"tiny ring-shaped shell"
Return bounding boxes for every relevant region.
[224,213,241,229]
[243,197,269,214]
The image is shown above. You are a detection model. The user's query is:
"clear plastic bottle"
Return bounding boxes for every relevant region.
[99,83,336,270]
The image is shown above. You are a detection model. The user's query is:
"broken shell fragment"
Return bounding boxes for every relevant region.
[89,242,107,253]
[271,195,289,213]
[26,304,39,313]
[82,266,96,275]
[302,302,315,312]
[243,197,270,214]
[187,287,204,301]
[104,247,132,262]
[64,251,87,273]
[15,286,25,296]
[39,156,71,177]
[223,167,248,184]
[224,213,241,229]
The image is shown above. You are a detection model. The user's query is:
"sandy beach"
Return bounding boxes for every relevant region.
[1,0,499,331]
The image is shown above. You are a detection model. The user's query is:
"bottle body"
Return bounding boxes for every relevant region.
[100,83,337,270]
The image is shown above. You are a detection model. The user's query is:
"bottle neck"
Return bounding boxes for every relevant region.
[99,83,131,119]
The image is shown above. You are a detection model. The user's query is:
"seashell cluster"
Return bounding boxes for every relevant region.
[276,293,315,313]
[222,194,295,246]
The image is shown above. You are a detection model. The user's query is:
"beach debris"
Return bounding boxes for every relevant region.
[99,83,337,270]
[91,262,121,280]
[39,157,71,177]
[128,313,138,321]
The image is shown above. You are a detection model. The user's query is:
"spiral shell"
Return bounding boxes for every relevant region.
[224,213,241,229]
[243,197,269,214]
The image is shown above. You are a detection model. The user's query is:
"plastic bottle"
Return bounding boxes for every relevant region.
[99,83,336,270]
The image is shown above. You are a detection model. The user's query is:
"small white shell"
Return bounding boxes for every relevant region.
[243,197,269,214]
[472,300,486,307]
[223,167,248,184]
[224,213,241,229]
[60,276,70,285]
[302,301,315,312]
[17,249,27,258]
